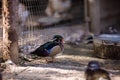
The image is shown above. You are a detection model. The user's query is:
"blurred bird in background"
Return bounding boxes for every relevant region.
[30,35,64,62]
[101,25,118,34]
[45,0,71,19]
[18,3,30,27]
[83,33,94,44]
[85,61,111,80]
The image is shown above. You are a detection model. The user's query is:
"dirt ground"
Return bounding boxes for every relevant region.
[1,24,120,80]
[2,46,120,80]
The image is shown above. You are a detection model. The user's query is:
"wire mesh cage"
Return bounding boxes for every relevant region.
[0,0,85,54]
[18,0,84,29]
[17,0,85,53]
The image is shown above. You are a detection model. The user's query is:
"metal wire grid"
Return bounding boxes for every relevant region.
[0,0,84,53]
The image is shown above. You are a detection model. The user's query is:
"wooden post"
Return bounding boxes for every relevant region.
[2,0,19,64]
[88,0,101,35]
[84,0,91,33]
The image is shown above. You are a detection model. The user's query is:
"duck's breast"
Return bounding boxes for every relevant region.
[49,45,62,57]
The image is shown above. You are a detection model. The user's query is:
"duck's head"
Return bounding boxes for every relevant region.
[87,61,100,70]
[53,35,65,44]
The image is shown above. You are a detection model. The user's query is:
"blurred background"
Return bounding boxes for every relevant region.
[0,0,120,58]
[0,0,120,79]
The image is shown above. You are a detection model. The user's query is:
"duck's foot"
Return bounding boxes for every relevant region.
[45,57,55,63]
[47,61,54,63]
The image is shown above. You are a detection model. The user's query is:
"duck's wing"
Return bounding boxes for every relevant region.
[30,42,52,55]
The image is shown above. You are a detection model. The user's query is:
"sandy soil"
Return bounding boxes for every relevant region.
[2,55,120,80]
[1,24,120,80]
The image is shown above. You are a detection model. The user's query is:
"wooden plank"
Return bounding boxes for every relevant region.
[88,0,101,34]
[84,0,91,32]
[2,0,19,64]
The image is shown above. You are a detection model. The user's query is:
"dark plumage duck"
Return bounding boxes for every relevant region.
[85,61,111,80]
[84,33,94,44]
[85,36,93,44]
[30,35,64,62]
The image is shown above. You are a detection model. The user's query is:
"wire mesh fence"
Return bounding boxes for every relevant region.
[0,0,85,54]
[17,0,85,53]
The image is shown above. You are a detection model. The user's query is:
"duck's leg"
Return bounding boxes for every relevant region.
[44,57,55,63]
[44,57,50,63]
[44,56,55,63]
[51,56,55,62]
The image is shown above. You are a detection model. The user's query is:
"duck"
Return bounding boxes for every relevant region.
[45,0,71,18]
[84,33,94,44]
[30,35,64,62]
[18,3,30,27]
[85,61,111,80]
